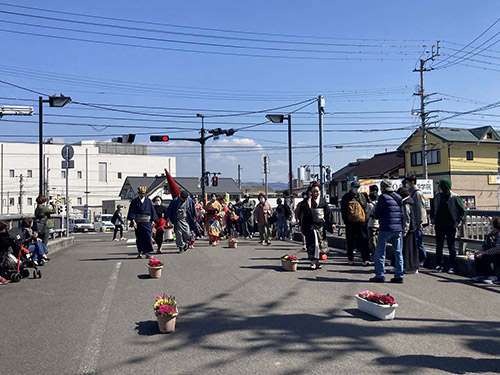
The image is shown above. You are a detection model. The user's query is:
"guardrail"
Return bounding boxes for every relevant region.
[329,207,497,255]
[0,213,67,238]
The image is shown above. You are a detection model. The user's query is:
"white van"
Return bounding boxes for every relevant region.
[94,214,115,232]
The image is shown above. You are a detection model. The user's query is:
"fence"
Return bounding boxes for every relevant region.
[330,207,498,254]
[0,214,66,237]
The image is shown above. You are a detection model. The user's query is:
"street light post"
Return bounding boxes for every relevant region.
[266,114,293,196]
[197,113,207,203]
[38,94,72,196]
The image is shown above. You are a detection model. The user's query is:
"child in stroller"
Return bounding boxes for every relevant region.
[22,218,50,265]
[0,219,43,282]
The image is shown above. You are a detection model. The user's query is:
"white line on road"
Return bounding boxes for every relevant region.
[77,262,122,375]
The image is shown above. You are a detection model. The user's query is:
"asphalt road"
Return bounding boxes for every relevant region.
[1,231,499,375]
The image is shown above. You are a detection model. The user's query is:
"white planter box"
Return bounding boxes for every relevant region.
[354,295,398,320]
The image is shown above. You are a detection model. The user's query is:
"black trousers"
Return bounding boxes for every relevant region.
[474,253,500,277]
[435,226,456,268]
[345,223,370,262]
[155,230,164,249]
[113,224,123,240]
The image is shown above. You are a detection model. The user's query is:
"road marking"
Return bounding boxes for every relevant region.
[77,262,122,375]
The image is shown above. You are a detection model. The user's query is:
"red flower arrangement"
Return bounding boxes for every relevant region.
[358,290,395,306]
[281,254,298,262]
[148,258,164,267]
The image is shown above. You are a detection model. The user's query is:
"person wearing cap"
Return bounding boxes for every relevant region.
[340,180,371,266]
[166,191,198,253]
[127,186,158,258]
[111,204,126,241]
[241,193,255,239]
[370,179,404,283]
[429,178,466,274]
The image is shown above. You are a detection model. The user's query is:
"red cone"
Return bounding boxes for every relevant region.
[164,168,180,198]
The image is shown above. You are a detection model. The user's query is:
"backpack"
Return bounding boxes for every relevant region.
[347,200,366,223]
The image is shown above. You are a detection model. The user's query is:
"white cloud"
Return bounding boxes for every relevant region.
[271,159,287,166]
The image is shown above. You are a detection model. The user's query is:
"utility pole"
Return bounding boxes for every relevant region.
[18,174,24,215]
[237,164,242,189]
[413,41,440,180]
[197,114,207,204]
[318,95,325,195]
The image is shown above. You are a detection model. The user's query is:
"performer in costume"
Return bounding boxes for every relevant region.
[205,193,222,246]
[127,186,158,258]
[299,181,336,270]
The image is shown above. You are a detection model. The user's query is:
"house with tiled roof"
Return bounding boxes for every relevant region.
[328,152,404,205]
[398,126,500,208]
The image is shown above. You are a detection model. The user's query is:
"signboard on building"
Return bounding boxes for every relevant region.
[487,175,500,185]
[359,179,434,200]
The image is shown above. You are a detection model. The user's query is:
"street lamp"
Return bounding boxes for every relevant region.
[266,114,293,195]
[39,94,71,196]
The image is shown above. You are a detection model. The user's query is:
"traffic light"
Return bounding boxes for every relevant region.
[212,175,218,187]
[58,206,64,214]
[325,167,331,181]
[112,134,136,143]
[150,135,170,142]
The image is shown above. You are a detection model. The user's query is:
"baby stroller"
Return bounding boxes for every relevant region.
[0,227,42,282]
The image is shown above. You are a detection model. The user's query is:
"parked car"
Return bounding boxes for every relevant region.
[69,218,95,233]
[94,214,115,232]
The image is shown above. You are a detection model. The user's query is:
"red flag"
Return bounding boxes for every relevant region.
[164,168,180,198]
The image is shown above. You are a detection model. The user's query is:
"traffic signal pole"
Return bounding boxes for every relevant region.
[199,114,207,204]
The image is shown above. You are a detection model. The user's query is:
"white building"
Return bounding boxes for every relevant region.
[0,139,175,217]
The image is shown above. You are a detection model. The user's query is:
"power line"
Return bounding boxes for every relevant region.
[0,2,430,44]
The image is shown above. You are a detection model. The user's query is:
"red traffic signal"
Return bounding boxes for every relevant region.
[212,176,218,187]
[150,135,169,142]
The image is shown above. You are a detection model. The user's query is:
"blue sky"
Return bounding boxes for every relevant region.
[1,1,500,183]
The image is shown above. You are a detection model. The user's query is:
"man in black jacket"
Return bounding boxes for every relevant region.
[111,205,126,241]
[340,181,370,266]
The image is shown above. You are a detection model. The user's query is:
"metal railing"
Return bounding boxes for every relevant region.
[329,207,497,254]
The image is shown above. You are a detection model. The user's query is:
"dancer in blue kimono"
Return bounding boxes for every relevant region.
[127,186,158,258]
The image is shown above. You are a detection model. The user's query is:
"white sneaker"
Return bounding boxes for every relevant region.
[120,237,127,241]
[448,268,455,274]
[113,238,119,241]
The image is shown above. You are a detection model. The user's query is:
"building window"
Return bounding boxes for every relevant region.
[487,132,493,139]
[461,196,475,208]
[61,170,66,178]
[9,169,14,177]
[27,197,33,206]
[77,197,82,205]
[143,173,147,177]
[466,151,474,160]
[117,172,122,179]
[77,171,83,179]
[428,149,441,164]
[99,162,107,182]
[9,198,14,206]
[27,170,32,178]
[410,152,422,166]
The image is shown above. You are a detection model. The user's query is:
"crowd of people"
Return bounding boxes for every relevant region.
[122,179,499,285]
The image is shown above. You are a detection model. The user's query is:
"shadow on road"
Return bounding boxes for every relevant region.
[134,320,159,336]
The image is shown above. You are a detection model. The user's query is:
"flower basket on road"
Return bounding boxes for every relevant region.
[228,237,238,248]
[355,290,398,320]
[154,294,178,333]
[281,254,298,272]
[147,258,164,278]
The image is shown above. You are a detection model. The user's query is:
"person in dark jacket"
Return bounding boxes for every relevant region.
[127,186,158,258]
[370,179,404,283]
[152,197,167,253]
[165,191,198,253]
[472,217,500,284]
[340,181,370,266]
[429,178,467,274]
[299,181,335,270]
[111,205,126,241]
[397,187,419,274]
[34,195,56,245]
